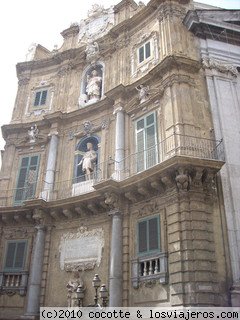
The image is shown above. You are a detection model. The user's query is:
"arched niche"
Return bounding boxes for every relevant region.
[78,63,104,107]
[73,135,100,183]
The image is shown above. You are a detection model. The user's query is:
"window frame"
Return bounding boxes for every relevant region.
[33,89,48,107]
[137,214,161,256]
[135,112,158,172]
[138,41,151,64]
[3,240,28,272]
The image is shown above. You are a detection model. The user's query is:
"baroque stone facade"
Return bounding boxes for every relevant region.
[0,0,237,318]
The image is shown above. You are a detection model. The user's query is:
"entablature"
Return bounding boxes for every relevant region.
[0,155,224,226]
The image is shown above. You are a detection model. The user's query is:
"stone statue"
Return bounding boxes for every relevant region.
[28,124,39,143]
[66,271,82,307]
[86,70,102,101]
[25,43,37,61]
[136,84,149,103]
[78,142,97,180]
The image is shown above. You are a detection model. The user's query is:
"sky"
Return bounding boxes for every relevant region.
[0,0,239,168]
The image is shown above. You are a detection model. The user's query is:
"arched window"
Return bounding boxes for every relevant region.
[79,63,104,107]
[73,136,100,183]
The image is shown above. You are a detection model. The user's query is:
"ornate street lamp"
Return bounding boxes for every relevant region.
[76,284,85,307]
[76,274,108,307]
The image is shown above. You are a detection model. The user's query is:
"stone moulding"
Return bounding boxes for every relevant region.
[202,57,238,77]
[59,226,104,272]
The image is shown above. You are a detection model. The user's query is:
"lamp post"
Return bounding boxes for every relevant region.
[76,274,108,307]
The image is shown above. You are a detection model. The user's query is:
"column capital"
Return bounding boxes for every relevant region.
[48,131,59,138]
[108,209,123,217]
[113,106,124,116]
[35,225,47,232]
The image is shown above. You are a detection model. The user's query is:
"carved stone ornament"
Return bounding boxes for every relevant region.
[104,192,119,210]
[83,120,93,135]
[59,226,104,272]
[3,228,28,239]
[28,124,39,143]
[136,84,150,103]
[175,168,192,191]
[137,202,159,217]
[78,4,114,43]
[85,39,100,63]
[202,57,238,76]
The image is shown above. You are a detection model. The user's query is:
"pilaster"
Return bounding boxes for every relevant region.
[166,167,222,306]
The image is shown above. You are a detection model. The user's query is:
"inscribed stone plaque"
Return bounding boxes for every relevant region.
[59,227,104,271]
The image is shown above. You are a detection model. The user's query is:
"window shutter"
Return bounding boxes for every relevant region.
[138,221,148,253]
[15,157,29,202]
[34,92,41,106]
[136,113,157,172]
[14,242,26,269]
[148,217,159,251]
[145,42,151,59]
[136,130,145,172]
[139,46,144,63]
[15,155,40,204]
[4,241,26,270]
[41,90,47,105]
[5,242,16,269]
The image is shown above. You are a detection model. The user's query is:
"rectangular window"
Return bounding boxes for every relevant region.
[138,215,160,255]
[135,112,158,172]
[138,41,151,63]
[14,155,40,205]
[4,240,27,271]
[34,90,48,107]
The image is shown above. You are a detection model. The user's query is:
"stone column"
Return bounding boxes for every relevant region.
[25,225,46,316]
[109,210,123,307]
[42,133,59,200]
[113,106,125,180]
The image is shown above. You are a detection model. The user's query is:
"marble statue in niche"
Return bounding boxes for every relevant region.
[86,69,102,101]
[78,142,97,180]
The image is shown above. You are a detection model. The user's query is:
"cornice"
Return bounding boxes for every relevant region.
[183,9,240,45]
[16,47,85,77]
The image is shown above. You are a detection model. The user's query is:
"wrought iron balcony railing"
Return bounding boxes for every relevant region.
[0,134,224,206]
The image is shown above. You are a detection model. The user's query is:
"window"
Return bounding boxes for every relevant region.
[138,41,151,63]
[14,155,40,205]
[34,90,48,107]
[135,112,158,172]
[4,240,27,271]
[138,215,160,255]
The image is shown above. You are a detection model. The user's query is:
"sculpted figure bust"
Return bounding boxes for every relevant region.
[136,84,149,103]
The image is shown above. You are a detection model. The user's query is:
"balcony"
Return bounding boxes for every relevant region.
[131,252,168,288]
[0,271,28,296]
[0,134,224,206]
